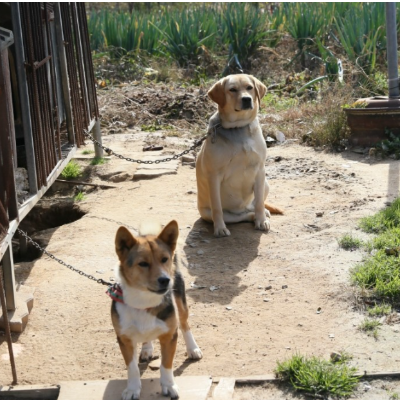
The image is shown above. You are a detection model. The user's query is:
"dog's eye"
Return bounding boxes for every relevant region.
[138,261,150,268]
[229,88,237,92]
[247,86,253,90]
[161,257,168,263]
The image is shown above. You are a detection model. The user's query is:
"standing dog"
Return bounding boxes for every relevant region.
[196,74,282,237]
[110,220,202,400]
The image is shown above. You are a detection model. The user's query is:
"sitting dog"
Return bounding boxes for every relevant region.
[196,74,283,237]
[109,220,202,399]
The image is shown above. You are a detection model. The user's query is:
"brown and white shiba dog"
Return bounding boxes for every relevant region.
[110,220,202,400]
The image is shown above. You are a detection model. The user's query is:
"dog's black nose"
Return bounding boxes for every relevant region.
[158,276,170,289]
[242,97,252,109]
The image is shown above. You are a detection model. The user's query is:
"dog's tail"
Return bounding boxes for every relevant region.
[265,203,284,215]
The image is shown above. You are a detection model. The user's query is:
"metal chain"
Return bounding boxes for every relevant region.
[17,228,112,286]
[85,215,138,234]
[83,130,207,164]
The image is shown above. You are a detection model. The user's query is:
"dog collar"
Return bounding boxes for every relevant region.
[207,122,250,143]
[106,283,124,304]
[106,284,154,312]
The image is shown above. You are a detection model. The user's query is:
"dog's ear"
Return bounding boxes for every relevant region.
[158,220,179,253]
[251,76,267,104]
[208,78,226,107]
[115,226,137,262]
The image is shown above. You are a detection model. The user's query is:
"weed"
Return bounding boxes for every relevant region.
[375,130,400,160]
[60,160,82,180]
[90,157,107,166]
[352,249,400,298]
[276,353,359,398]
[74,192,85,202]
[358,318,381,338]
[366,226,400,252]
[141,124,174,132]
[338,234,363,251]
[359,198,400,234]
[389,392,400,400]
[262,92,298,111]
[82,150,94,155]
[367,303,392,317]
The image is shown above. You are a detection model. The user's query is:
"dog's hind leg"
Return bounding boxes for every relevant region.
[140,341,154,362]
[174,272,202,359]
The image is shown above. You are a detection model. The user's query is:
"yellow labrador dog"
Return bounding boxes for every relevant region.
[196,74,282,237]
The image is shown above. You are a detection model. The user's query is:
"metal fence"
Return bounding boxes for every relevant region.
[0,2,99,245]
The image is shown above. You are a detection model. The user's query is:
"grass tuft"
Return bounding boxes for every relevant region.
[82,149,94,155]
[275,353,359,398]
[73,192,86,202]
[359,198,400,234]
[358,318,381,339]
[60,160,82,180]
[338,234,363,251]
[367,303,392,317]
[90,157,107,166]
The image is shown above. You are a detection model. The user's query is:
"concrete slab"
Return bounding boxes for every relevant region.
[212,378,235,400]
[0,285,34,333]
[58,376,212,400]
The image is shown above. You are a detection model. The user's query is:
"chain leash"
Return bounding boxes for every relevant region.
[83,130,207,164]
[17,228,112,286]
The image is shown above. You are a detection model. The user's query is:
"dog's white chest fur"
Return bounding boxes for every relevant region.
[116,302,168,343]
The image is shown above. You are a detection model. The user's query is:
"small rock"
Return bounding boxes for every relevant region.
[109,172,131,183]
[209,285,219,292]
[282,285,288,289]
[275,131,286,143]
[316,307,322,314]
[263,298,270,302]
[226,306,232,310]
[274,156,282,162]
[149,359,161,371]
[316,211,324,217]
[265,285,272,290]
[330,352,342,362]
[182,155,195,163]
[197,250,204,255]
[329,333,335,339]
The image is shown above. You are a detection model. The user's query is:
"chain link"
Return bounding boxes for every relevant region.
[17,229,112,286]
[83,130,206,164]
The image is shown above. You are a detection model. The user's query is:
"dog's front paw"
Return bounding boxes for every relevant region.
[255,218,270,232]
[140,342,154,362]
[161,383,179,399]
[122,387,141,400]
[187,347,203,360]
[214,224,231,237]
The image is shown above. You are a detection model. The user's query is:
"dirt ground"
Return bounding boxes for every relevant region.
[1,130,400,397]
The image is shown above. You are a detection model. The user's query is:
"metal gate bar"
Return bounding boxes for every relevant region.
[60,3,85,146]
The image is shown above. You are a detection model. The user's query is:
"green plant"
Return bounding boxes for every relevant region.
[359,198,400,234]
[223,3,271,68]
[151,8,215,67]
[284,3,333,67]
[376,131,400,160]
[389,392,400,400]
[358,318,381,338]
[90,157,107,166]
[74,192,85,202]
[366,226,400,252]
[367,303,392,317]
[82,150,94,155]
[276,353,359,397]
[60,160,82,180]
[334,3,385,75]
[338,234,363,250]
[342,100,368,109]
[352,249,400,299]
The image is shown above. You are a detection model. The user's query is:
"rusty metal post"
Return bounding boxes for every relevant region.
[0,263,17,384]
[2,247,16,312]
[10,3,38,194]
[54,2,75,145]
